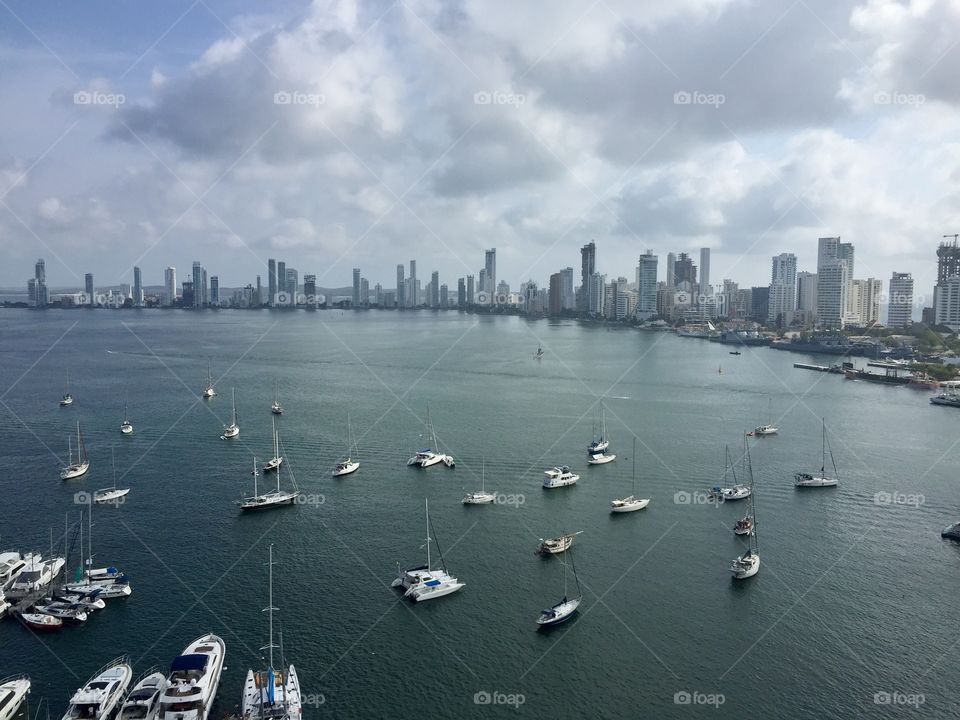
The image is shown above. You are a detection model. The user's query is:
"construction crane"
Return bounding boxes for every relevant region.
[944,233,959,243]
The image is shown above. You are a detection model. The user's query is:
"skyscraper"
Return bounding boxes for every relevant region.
[935,276,960,330]
[360,277,369,307]
[164,268,176,306]
[466,274,475,305]
[352,268,361,307]
[666,252,676,287]
[303,274,317,308]
[816,237,852,327]
[286,268,298,299]
[255,274,262,306]
[937,238,960,285]
[484,248,497,293]
[85,272,95,306]
[699,247,711,297]
[850,278,881,325]
[588,272,606,316]
[192,261,203,309]
[210,275,219,306]
[887,272,914,328]
[560,267,574,310]
[31,259,48,307]
[478,269,486,299]
[457,278,466,307]
[796,271,817,322]
[276,261,286,301]
[579,242,596,311]
[396,264,405,309]
[268,259,277,306]
[133,266,142,306]
[768,253,797,325]
[440,283,449,308]
[430,271,440,308]
[636,251,658,320]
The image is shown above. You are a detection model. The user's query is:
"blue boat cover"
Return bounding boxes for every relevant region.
[267,667,275,704]
[425,579,441,587]
[171,654,208,672]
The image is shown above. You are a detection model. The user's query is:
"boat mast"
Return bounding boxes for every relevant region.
[632,437,637,493]
[746,441,758,553]
[265,544,276,668]
[424,498,431,570]
[252,457,259,497]
[231,388,237,426]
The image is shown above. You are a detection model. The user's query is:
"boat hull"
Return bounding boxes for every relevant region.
[610,497,649,513]
[537,597,581,626]
[332,461,359,477]
[794,473,838,488]
[60,462,90,480]
[730,554,760,579]
[587,454,616,465]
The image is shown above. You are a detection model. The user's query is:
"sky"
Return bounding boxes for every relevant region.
[1,0,959,299]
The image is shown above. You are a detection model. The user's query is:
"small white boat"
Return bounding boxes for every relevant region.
[462,458,496,504]
[222,388,239,439]
[747,398,778,437]
[332,414,359,477]
[60,421,90,480]
[0,675,31,720]
[240,456,300,511]
[611,438,650,513]
[536,531,582,555]
[263,418,283,472]
[795,419,839,488]
[202,360,216,399]
[391,499,465,602]
[158,634,226,720]
[587,453,616,465]
[64,582,132,599]
[60,657,133,720]
[120,396,133,434]
[271,378,283,415]
[543,466,579,488]
[709,484,751,501]
[55,588,107,612]
[537,548,582,627]
[734,440,756,534]
[118,671,167,720]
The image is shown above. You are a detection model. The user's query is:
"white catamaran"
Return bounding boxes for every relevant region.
[407,406,454,469]
[391,499,465,602]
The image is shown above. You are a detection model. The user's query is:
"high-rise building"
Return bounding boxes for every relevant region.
[440,283,449,307]
[255,275,262,306]
[699,248,711,297]
[478,269,486,299]
[636,251,658,320]
[674,253,696,286]
[192,261,203,309]
[937,239,960,285]
[935,276,960,330]
[588,272,606,316]
[430,271,440,308]
[27,278,38,306]
[276,261,286,301]
[560,267,575,311]
[84,272,94,306]
[549,272,563,315]
[181,281,194,307]
[750,286,769,323]
[817,237,840,268]
[666,252,676,287]
[768,253,797,325]
[352,268,361,307]
[286,268,298,299]
[268,259,277,307]
[466,274,475,305]
[457,278,466,307]
[484,248,496,293]
[210,276,219,306]
[132,266,142,306]
[30,259,48,307]
[579,242,596,311]
[816,260,849,328]
[360,278,370,307]
[162,268,174,306]
[887,272,914,328]
[303,274,317,308]
[396,264,405,309]
[796,272,817,313]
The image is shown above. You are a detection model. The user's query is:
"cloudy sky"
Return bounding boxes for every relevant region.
[1,0,958,298]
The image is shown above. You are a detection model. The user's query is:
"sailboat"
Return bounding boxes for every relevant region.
[406,405,454,468]
[391,499,465,601]
[332,414,359,477]
[120,396,133,435]
[64,508,133,599]
[794,419,839,488]
[588,403,610,454]
[60,421,90,480]
[202,360,216,398]
[94,448,130,504]
[747,398,778,436]
[60,370,74,406]
[240,454,301,511]
[536,547,582,627]
[536,531,582,555]
[222,388,239,439]
[730,442,760,580]
[708,445,751,501]
[534,344,544,360]
[733,436,755,535]
[462,457,496,504]
[241,545,302,719]
[610,437,650,512]
[271,378,283,415]
[263,418,283,472]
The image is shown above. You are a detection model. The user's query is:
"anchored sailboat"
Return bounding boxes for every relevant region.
[794,419,839,488]
[730,442,760,580]
[406,405,454,468]
[240,452,301,511]
[120,396,133,435]
[462,457,496,504]
[60,370,73,406]
[203,359,216,398]
[60,421,90,480]
[610,437,650,513]
[263,417,283,472]
[222,388,239,439]
[391,499,465,601]
[733,435,755,535]
[537,547,582,627]
[271,378,283,415]
[332,414,359,477]
[94,448,130,504]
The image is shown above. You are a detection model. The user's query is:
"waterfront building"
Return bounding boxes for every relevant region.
[699,248,711,298]
[431,271,440,308]
[674,253,696,286]
[887,272,913,328]
[636,251,658,320]
[466,274,475,305]
[133,266,143,306]
[579,242,596,311]
[268,259,277,307]
[86,272,96,306]
[768,253,797,325]
[352,268,361,307]
[935,275,960,330]
[457,278,466,307]
[484,249,496,293]
[666,252,676,287]
[396,264,405,308]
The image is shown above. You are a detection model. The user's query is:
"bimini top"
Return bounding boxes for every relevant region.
[170,654,208,673]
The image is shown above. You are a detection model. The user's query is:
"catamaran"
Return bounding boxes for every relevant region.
[332,413,359,477]
[462,457,496,504]
[202,360,216,399]
[271,378,283,415]
[240,455,300,511]
[60,657,133,720]
[95,449,130,504]
[241,545,302,720]
[610,437,650,513]
[795,419,839,488]
[731,443,761,580]
[537,547,582,627]
[536,531,582,555]
[391,499,465,602]
[157,634,226,720]
[263,418,283,472]
[222,388,239,439]
[406,406,454,468]
[118,670,168,720]
[543,466,579,488]
[60,421,90,480]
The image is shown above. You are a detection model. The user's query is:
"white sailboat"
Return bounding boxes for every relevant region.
[537,547,582,627]
[795,419,839,488]
[610,437,650,513]
[734,436,755,535]
[462,457,496,504]
[222,388,239,439]
[60,421,90,480]
[391,499,465,602]
[95,448,131,505]
[157,634,226,720]
[708,445,751,501]
[60,657,133,720]
[534,344,544,360]
[748,397,778,436]
[542,466,579,488]
[60,370,73,406]
[240,454,301,511]
[64,507,133,598]
[588,403,610,454]
[536,531,582,555]
[332,414,359,477]
[731,442,760,580]
[202,360,216,399]
[120,396,133,435]
[406,406,454,468]
[263,418,283,472]
[241,545,302,720]
[271,378,283,415]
